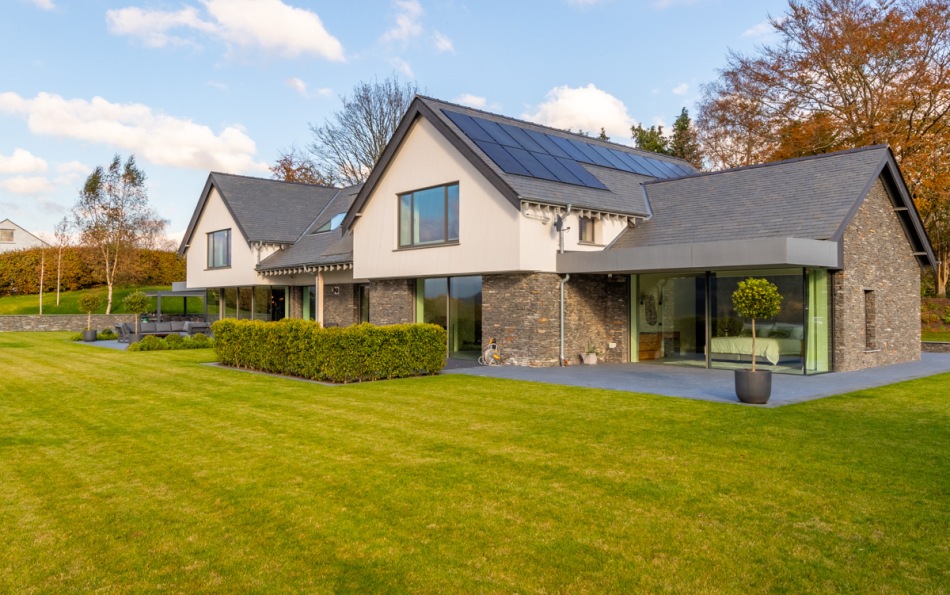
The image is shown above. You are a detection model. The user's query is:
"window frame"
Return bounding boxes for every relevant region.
[397,182,460,249]
[578,216,598,244]
[0,229,13,243]
[207,228,231,269]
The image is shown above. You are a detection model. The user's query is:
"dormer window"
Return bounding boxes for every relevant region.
[398,183,459,248]
[315,213,346,233]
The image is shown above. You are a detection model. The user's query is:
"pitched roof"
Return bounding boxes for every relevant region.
[179,173,345,255]
[257,185,361,273]
[607,145,935,269]
[344,96,697,230]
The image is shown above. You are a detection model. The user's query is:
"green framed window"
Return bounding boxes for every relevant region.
[398,183,459,248]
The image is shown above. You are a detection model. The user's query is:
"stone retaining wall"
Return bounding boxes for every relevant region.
[922,342,950,353]
[0,314,136,332]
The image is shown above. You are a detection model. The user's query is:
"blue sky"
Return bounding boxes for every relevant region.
[1,0,790,242]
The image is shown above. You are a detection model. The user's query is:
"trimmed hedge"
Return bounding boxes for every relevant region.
[212,319,447,383]
[127,333,214,351]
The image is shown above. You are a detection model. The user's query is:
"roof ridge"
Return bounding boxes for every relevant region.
[209,170,342,191]
[416,95,696,168]
[643,144,891,186]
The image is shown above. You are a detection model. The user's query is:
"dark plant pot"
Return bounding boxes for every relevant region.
[735,369,772,404]
[82,329,98,342]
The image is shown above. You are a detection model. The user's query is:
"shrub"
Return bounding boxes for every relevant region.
[68,333,83,341]
[98,329,117,340]
[212,319,447,383]
[944,307,950,325]
[128,335,168,351]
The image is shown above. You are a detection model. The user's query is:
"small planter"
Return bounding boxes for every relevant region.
[581,353,598,365]
[81,329,98,342]
[735,369,772,404]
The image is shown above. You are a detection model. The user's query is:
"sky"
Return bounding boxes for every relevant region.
[1,0,791,244]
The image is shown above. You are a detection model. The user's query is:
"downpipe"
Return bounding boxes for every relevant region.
[559,273,570,366]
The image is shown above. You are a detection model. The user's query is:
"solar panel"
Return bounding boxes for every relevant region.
[441,108,692,190]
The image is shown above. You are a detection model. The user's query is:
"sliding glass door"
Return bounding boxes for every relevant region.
[418,276,482,360]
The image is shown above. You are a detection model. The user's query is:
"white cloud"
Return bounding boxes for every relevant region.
[207,80,228,91]
[0,92,266,174]
[652,0,702,7]
[743,17,784,37]
[522,84,636,142]
[286,77,308,96]
[455,94,487,109]
[314,87,333,98]
[106,6,214,48]
[566,0,603,7]
[433,31,454,53]
[106,0,345,60]
[0,149,48,174]
[54,160,89,185]
[381,0,424,45]
[0,176,54,195]
[672,83,689,96]
[391,57,414,78]
[30,0,56,10]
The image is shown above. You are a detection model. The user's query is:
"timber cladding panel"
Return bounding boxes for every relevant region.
[833,178,921,371]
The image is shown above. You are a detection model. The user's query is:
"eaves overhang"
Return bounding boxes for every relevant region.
[557,237,841,274]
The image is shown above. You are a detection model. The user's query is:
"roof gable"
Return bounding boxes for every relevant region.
[343,96,697,231]
[179,173,345,256]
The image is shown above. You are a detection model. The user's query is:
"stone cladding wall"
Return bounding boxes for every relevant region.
[564,274,630,364]
[323,284,359,327]
[922,342,950,353]
[369,279,415,326]
[482,273,562,366]
[833,178,921,371]
[0,314,135,332]
[288,286,303,319]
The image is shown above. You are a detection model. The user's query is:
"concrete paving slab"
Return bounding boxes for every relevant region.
[443,353,950,406]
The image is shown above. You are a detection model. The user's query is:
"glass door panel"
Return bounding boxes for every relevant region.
[636,273,706,365]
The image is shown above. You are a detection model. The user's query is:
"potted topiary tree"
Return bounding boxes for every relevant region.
[77,293,103,342]
[731,277,783,404]
[122,290,152,343]
[581,341,599,365]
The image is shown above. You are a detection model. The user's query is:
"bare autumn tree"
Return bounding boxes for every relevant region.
[307,75,419,185]
[53,216,71,305]
[73,154,168,313]
[269,145,331,185]
[696,0,950,295]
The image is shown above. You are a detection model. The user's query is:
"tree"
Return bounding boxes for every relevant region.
[597,128,610,142]
[73,154,167,314]
[307,75,419,185]
[53,216,71,305]
[632,123,669,154]
[669,108,704,169]
[269,146,330,185]
[696,0,950,295]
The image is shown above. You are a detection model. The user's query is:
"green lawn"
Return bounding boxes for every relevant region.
[1,332,948,592]
[0,286,204,316]
[923,330,950,342]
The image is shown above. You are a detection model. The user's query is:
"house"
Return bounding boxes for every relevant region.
[179,96,936,374]
[0,218,47,253]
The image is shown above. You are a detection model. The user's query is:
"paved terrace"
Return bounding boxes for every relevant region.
[443,353,950,407]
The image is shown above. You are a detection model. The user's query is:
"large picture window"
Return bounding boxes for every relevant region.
[207,229,231,268]
[399,183,459,248]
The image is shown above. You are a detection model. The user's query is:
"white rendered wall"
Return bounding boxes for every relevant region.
[353,118,528,279]
[184,187,278,289]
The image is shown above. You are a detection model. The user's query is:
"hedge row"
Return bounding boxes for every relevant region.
[211,319,447,383]
[0,246,185,296]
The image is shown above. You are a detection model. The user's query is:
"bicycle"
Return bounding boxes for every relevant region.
[478,337,501,366]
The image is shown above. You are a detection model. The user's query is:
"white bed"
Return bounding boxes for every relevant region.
[709,323,803,365]
[708,336,802,365]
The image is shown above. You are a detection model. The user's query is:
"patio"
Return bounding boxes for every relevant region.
[443,352,950,406]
